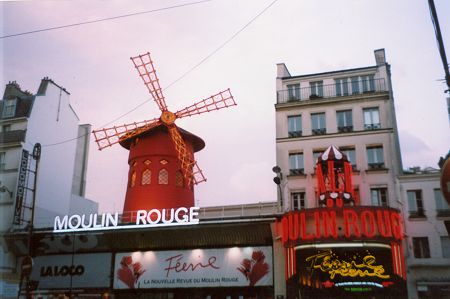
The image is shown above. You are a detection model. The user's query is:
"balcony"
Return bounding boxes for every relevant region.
[312,128,326,135]
[436,209,450,217]
[289,168,304,176]
[0,130,26,144]
[338,125,353,133]
[288,130,302,138]
[409,209,426,219]
[368,162,385,170]
[277,78,387,104]
[364,123,381,130]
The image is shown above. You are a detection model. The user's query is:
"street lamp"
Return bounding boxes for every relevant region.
[272,166,284,212]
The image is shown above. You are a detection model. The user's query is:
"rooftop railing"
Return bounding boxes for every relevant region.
[277,78,387,104]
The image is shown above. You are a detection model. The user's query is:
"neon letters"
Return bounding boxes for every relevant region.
[305,250,390,279]
[53,207,200,233]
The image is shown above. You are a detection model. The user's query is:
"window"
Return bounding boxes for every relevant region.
[287,115,302,137]
[340,147,356,169]
[158,169,169,185]
[363,107,381,130]
[407,190,425,218]
[141,169,151,185]
[371,188,388,206]
[441,236,450,258]
[412,237,430,258]
[2,99,16,118]
[335,78,349,96]
[311,112,326,135]
[350,76,360,94]
[336,110,353,132]
[434,189,450,216]
[291,192,306,210]
[0,152,5,170]
[289,153,304,175]
[309,81,323,98]
[175,171,184,187]
[366,146,384,169]
[361,74,375,93]
[130,171,136,188]
[287,84,301,101]
[313,150,324,165]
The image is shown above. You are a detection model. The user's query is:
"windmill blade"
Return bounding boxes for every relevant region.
[131,52,168,111]
[167,125,206,186]
[93,118,160,150]
[175,88,236,119]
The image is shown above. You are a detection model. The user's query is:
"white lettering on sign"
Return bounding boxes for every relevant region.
[53,207,200,233]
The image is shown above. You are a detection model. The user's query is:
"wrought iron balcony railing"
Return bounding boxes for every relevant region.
[277,78,387,104]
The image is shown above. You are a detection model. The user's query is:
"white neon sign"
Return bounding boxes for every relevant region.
[53,207,200,233]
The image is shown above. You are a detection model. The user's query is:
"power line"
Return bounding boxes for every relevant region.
[1,0,212,39]
[40,0,280,147]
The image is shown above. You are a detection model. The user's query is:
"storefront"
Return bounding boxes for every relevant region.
[7,219,276,299]
[279,207,407,299]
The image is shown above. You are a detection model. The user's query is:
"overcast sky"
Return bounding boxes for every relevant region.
[2,0,449,213]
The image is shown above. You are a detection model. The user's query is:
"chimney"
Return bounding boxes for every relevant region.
[374,49,386,66]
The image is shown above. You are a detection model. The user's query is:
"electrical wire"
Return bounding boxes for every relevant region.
[1,0,212,39]
[35,0,280,147]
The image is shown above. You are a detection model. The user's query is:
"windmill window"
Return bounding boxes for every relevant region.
[160,159,169,165]
[175,171,184,187]
[158,169,169,185]
[141,169,151,185]
[130,171,136,188]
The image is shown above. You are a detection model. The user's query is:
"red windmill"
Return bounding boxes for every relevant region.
[92,52,236,216]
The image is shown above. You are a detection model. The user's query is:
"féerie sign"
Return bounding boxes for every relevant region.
[53,207,200,233]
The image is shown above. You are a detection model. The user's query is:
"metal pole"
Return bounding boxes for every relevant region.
[428,0,450,93]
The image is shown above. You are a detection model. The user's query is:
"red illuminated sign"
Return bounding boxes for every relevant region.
[280,207,404,245]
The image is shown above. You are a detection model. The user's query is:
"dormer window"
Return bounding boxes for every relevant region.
[2,99,16,118]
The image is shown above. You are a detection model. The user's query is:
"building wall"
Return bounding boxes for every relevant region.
[25,80,80,225]
[399,171,450,299]
[275,49,402,212]
[0,79,97,282]
[71,124,91,197]
[274,49,450,299]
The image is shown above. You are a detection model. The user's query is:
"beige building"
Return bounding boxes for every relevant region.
[273,48,450,299]
[275,49,403,212]
[399,168,450,299]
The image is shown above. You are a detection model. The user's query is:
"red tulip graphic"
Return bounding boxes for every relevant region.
[117,255,146,288]
[237,250,269,286]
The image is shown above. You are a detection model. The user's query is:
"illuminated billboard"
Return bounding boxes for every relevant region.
[294,245,406,297]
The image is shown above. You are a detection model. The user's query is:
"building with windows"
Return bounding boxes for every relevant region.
[0,79,97,294]
[274,49,450,299]
[399,167,450,298]
[275,48,402,212]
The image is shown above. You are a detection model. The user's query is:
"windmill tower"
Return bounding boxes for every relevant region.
[93,52,236,217]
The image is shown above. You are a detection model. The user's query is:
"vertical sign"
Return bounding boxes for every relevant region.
[13,149,29,225]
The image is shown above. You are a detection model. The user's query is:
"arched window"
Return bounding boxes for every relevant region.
[130,171,136,188]
[142,169,151,185]
[158,169,169,185]
[175,171,184,187]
